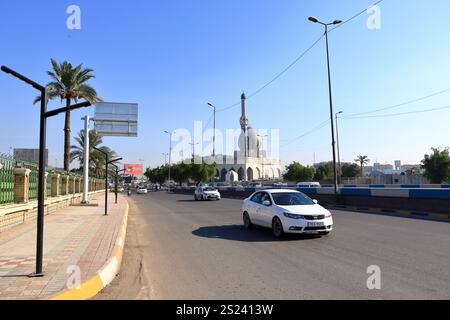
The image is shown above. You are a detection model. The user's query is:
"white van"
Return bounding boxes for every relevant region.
[296,182,321,188]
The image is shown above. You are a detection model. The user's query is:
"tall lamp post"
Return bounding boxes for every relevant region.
[308,16,342,197]
[93,146,122,215]
[258,134,268,186]
[189,142,199,163]
[207,102,217,185]
[162,153,168,165]
[1,66,92,277]
[111,163,125,204]
[164,130,175,192]
[335,111,343,185]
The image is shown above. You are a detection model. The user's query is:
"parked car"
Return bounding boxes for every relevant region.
[136,187,148,194]
[242,189,333,238]
[296,182,321,188]
[194,186,221,201]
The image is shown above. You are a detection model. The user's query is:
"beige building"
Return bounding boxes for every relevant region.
[215,93,282,182]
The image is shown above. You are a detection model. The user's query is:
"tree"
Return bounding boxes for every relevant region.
[421,148,450,184]
[70,130,117,177]
[341,163,360,178]
[283,162,315,182]
[355,155,370,176]
[35,59,102,171]
[313,162,333,181]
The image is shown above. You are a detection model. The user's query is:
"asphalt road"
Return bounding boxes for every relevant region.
[95,191,450,300]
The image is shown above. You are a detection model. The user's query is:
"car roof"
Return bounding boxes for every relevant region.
[258,189,298,194]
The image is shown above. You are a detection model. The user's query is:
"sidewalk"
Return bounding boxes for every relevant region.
[0,193,128,300]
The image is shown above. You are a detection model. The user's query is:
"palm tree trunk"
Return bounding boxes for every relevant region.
[64,98,71,171]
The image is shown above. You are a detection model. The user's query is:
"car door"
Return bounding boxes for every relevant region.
[258,192,274,227]
[247,192,263,225]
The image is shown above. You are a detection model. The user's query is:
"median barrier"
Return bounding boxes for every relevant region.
[173,186,450,215]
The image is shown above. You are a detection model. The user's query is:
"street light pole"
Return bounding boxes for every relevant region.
[164,131,175,192]
[162,153,168,165]
[1,65,92,277]
[258,134,268,186]
[207,102,217,185]
[335,111,343,185]
[81,116,90,204]
[308,17,342,197]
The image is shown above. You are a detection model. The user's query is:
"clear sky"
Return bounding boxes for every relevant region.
[1,0,450,170]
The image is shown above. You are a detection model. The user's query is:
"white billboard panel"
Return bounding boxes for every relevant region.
[94,102,138,137]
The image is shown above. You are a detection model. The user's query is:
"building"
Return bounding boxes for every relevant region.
[215,93,282,182]
[14,148,48,166]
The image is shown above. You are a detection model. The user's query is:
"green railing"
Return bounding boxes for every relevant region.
[0,154,15,204]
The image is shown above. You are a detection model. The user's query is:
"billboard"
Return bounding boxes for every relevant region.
[124,164,143,175]
[94,102,138,137]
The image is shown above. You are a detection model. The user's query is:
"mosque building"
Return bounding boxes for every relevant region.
[215,93,282,182]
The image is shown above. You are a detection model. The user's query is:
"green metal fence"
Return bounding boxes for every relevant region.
[0,154,15,204]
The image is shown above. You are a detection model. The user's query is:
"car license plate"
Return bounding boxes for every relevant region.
[308,222,325,227]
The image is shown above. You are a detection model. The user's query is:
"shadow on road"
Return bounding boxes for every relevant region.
[192,225,320,242]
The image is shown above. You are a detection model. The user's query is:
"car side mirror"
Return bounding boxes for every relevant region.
[313,199,318,204]
[262,200,271,206]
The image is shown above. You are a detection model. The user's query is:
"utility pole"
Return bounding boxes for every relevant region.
[308,16,342,198]
[335,111,343,185]
[258,134,268,186]
[207,102,217,186]
[164,130,175,192]
[1,65,92,277]
[81,116,90,204]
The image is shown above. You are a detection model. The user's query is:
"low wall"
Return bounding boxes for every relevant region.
[174,187,450,215]
[0,190,104,233]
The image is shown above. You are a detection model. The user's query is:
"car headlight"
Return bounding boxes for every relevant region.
[283,212,305,220]
[325,211,332,218]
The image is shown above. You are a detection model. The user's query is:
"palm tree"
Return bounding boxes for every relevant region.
[355,155,370,177]
[35,59,102,171]
[70,130,117,178]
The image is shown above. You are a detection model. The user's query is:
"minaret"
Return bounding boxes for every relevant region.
[239,93,249,181]
[240,93,248,131]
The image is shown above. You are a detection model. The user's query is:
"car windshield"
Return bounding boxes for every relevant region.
[271,192,315,206]
[204,187,216,192]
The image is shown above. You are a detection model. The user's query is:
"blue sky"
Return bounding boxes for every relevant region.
[1,0,450,170]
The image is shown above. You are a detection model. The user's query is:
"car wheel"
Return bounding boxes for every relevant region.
[272,217,284,238]
[243,212,253,229]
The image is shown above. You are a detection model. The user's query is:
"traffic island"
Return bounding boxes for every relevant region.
[0,194,129,300]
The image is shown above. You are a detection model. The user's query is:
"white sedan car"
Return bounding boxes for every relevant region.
[136,187,148,194]
[242,189,333,238]
[194,186,221,201]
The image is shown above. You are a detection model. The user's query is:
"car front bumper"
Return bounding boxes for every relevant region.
[283,217,334,234]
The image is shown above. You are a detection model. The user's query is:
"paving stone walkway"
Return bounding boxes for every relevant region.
[0,194,127,300]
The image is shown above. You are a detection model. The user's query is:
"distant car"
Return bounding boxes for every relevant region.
[242,189,333,238]
[296,182,321,188]
[194,186,221,201]
[136,187,148,194]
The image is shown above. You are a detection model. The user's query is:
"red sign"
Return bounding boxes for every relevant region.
[124,164,143,175]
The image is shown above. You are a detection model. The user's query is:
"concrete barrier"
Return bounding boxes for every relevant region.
[174,186,450,215]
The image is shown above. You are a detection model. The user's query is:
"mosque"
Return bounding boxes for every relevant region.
[215,93,282,182]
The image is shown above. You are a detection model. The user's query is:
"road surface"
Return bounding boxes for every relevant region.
[95,192,450,300]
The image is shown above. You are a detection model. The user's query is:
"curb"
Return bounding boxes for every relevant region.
[49,200,129,300]
[325,205,450,222]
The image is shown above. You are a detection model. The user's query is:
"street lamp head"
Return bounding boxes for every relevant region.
[207,102,214,107]
[308,16,319,23]
[333,20,343,25]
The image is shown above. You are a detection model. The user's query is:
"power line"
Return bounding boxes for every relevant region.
[329,0,385,32]
[281,119,330,148]
[217,34,325,113]
[216,0,387,113]
[343,88,450,118]
[345,105,450,119]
